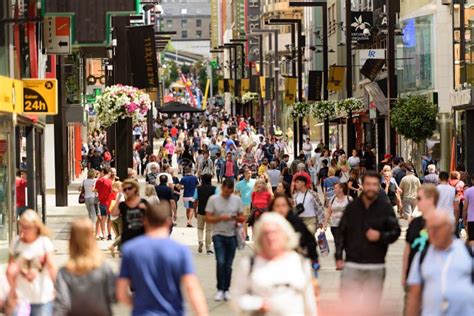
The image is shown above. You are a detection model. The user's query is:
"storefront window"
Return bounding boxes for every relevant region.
[0,120,13,263]
[0,0,9,76]
[397,15,434,93]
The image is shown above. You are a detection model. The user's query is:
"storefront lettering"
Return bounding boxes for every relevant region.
[449,89,472,107]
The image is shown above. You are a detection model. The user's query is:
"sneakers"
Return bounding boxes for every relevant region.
[214,290,225,301]
[224,291,231,301]
[206,250,214,255]
[198,242,203,253]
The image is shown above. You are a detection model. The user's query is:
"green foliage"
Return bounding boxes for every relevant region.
[312,100,337,122]
[391,95,438,143]
[198,65,207,89]
[181,64,191,75]
[164,61,179,87]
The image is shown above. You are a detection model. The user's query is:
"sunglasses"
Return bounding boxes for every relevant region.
[123,186,135,192]
[416,196,422,201]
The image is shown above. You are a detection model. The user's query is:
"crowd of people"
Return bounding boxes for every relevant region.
[3,111,474,316]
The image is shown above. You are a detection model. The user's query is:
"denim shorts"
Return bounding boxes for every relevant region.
[99,204,108,216]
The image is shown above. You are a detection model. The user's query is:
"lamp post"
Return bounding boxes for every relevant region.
[266,18,303,159]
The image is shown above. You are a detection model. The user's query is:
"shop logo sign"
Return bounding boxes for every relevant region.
[449,88,472,107]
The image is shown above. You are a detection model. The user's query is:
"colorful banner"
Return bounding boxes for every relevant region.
[0,76,23,113]
[260,76,266,99]
[328,66,345,92]
[284,77,297,104]
[308,70,322,101]
[241,78,250,95]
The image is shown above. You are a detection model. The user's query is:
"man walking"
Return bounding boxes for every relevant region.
[399,166,421,220]
[154,175,178,223]
[195,174,216,254]
[180,167,200,227]
[293,175,325,235]
[117,202,208,316]
[197,150,215,178]
[206,179,245,301]
[335,171,401,314]
[437,171,457,217]
[235,169,256,237]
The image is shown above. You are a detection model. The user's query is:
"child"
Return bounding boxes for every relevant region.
[317,159,329,192]
[214,152,225,183]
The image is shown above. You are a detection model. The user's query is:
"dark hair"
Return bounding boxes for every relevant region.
[279,181,292,198]
[216,152,221,157]
[222,178,235,189]
[295,175,308,184]
[283,154,289,159]
[159,174,168,184]
[145,200,171,227]
[439,171,449,182]
[335,182,348,195]
[282,167,290,176]
[269,193,293,214]
[201,173,212,185]
[16,169,26,177]
[322,159,328,166]
[393,157,401,165]
[361,170,381,184]
[102,167,110,175]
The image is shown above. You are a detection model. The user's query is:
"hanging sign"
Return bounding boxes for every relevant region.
[22,79,58,114]
[43,16,72,55]
[350,11,373,43]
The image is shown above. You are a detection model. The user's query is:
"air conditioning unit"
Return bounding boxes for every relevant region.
[442,0,451,5]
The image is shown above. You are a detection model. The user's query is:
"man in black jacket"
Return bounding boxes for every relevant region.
[335,170,401,314]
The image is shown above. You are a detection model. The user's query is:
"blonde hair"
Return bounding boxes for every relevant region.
[145,184,157,197]
[66,217,103,275]
[328,167,336,177]
[254,179,267,192]
[19,209,50,237]
[112,181,122,191]
[253,212,299,253]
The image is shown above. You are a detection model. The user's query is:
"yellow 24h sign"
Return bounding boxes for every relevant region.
[0,76,23,113]
[23,79,58,114]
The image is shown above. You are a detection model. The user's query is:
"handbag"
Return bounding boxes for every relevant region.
[235,223,247,250]
[317,229,330,257]
[78,181,85,204]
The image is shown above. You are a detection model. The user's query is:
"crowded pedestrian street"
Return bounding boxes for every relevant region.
[2,0,474,316]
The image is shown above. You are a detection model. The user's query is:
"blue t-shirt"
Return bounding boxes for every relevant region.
[226,139,236,152]
[324,177,339,199]
[119,236,195,316]
[235,179,256,206]
[180,175,199,198]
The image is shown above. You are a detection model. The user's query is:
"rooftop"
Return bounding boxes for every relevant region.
[161,0,211,16]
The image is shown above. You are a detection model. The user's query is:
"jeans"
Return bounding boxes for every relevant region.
[14,301,53,316]
[213,234,238,291]
[84,197,98,224]
[331,226,341,252]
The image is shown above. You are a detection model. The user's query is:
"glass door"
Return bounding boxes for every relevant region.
[0,129,12,263]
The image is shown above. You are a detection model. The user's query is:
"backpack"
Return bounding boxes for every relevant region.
[419,243,474,284]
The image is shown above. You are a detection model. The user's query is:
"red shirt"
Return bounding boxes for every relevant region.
[170,127,179,137]
[251,191,272,209]
[107,191,119,214]
[239,121,247,132]
[95,177,112,206]
[225,160,235,177]
[16,178,27,207]
[292,171,312,189]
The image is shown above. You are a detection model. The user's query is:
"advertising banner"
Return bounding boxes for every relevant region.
[127,25,158,89]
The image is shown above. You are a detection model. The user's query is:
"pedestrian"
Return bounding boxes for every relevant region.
[449,170,465,235]
[275,181,292,199]
[95,167,113,240]
[195,174,216,254]
[270,193,319,265]
[117,202,208,316]
[231,213,318,316]
[348,149,360,170]
[82,169,98,226]
[406,212,474,316]
[266,161,281,193]
[335,171,401,314]
[197,150,215,178]
[235,169,256,238]
[6,210,57,315]
[108,181,123,258]
[323,182,352,256]
[400,165,421,220]
[155,174,178,223]
[222,152,238,181]
[146,162,160,185]
[462,174,474,246]
[144,184,160,206]
[281,167,293,185]
[180,167,200,227]
[423,164,439,185]
[347,169,361,199]
[323,167,339,203]
[110,179,148,246]
[317,160,329,192]
[437,171,457,217]
[15,170,27,218]
[54,217,116,316]
[248,179,272,226]
[381,164,402,216]
[205,179,246,301]
[214,152,225,183]
[293,175,325,236]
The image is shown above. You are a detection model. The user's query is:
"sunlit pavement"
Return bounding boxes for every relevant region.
[22,177,407,316]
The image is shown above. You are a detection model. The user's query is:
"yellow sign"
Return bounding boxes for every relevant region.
[284,77,297,104]
[241,79,250,96]
[328,66,345,92]
[218,79,224,94]
[260,76,266,99]
[229,79,235,95]
[23,79,58,114]
[0,76,23,113]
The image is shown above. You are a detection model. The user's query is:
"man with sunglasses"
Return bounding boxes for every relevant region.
[111,179,148,246]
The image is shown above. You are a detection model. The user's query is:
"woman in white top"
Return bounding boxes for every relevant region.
[302,138,313,161]
[83,169,98,225]
[231,213,317,316]
[7,210,57,316]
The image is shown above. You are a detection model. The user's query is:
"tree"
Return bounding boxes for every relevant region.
[181,64,191,75]
[391,95,438,143]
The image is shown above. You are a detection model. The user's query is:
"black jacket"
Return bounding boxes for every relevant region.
[286,211,319,263]
[335,195,400,264]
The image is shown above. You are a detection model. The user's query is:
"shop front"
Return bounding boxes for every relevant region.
[452,88,474,174]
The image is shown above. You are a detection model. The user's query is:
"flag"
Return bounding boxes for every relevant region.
[284,76,297,104]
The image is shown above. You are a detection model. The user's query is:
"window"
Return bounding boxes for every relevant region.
[196,19,202,27]
[196,30,202,38]
[166,19,173,28]
[181,19,187,28]
[182,30,188,38]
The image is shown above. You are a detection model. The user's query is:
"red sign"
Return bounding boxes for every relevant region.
[55,17,70,36]
[0,140,7,154]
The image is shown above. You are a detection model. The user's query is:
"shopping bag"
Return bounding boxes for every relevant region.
[235,223,247,250]
[317,230,330,257]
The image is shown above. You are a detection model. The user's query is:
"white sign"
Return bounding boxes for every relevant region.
[359,49,386,66]
[449,89,472,107]
[43,16,72,55]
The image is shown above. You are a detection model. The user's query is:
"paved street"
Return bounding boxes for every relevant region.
[0,180,408,315]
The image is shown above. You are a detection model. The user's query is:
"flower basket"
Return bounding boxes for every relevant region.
[336,97,365,116]
[289,102,312,121]
[242,92,259,104]
[312,100,337,122]
[94,85,151,128]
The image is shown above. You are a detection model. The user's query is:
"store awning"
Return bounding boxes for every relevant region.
[158,101,204,114]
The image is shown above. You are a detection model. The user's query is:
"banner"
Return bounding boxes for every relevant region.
[350,11,373,43]
[360,58,385,81]
[224,79,230,93]
[241,78,250,95]
[246,0,261,62]
[307,71,322,101]
[284,77,297,104]
[250,75,259,93]
[218,79,224,94]
[229,79,235,95]
[265,77,274,101]
[328,66,345,92]
[127,25,158,89]
[260,76,266,99]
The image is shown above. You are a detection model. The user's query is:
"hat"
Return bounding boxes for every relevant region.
[384,153,392,160]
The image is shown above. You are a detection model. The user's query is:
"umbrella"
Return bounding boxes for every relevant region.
[158,101,204,114]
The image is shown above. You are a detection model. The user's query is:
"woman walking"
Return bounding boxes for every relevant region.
[7,210,57,315]
[54,218,116,316]
[249,180,272,226]
[83,169,98,226]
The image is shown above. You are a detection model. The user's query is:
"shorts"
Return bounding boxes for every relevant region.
[243,205,251,217]
[183,197,195,209]
[467,222,474,241]
[99,204,108,217]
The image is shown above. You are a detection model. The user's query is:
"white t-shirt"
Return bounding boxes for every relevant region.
[437,184,456,214]
[83,178,96,199]
[9,236,55,304]
[267,169,281,187]
[294,191,317,218]
[348,156,360,168]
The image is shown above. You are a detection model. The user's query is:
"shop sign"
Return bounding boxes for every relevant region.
[0,76,23,113]
[351,11,373,43]
[247,0,261,62]
[43,16,72,55]
[449,88,471,107]
[127,25,158,89]
[22,79,58,115]
[359,49,385,67]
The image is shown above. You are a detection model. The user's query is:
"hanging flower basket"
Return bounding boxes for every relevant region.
[289,102,312,121]
[312,100,337,122]
[94,85,151,128]
[336,97,365,116]
[242,92,259,104]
